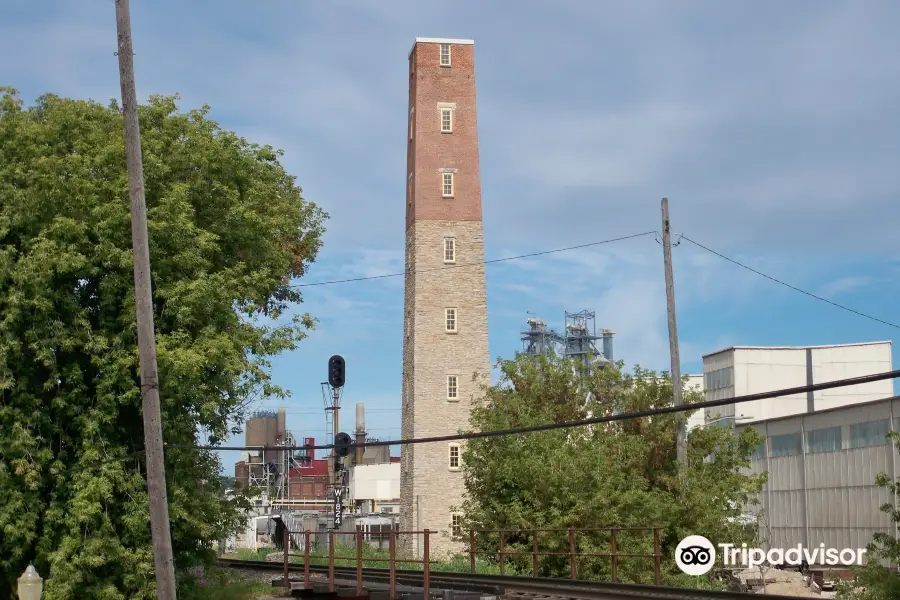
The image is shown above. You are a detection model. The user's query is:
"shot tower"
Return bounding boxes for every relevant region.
[400,37,491,557]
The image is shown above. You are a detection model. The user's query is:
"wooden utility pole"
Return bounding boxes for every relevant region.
[114,2,178,598]
[661,198,686,465]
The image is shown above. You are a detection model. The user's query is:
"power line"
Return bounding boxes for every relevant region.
[289,231,656,288]
[172,369,900,453]
[682,235,900,330]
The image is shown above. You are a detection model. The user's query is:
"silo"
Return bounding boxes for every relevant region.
[246,411,278,447]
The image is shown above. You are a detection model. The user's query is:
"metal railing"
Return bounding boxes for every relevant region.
[280,527,662,597]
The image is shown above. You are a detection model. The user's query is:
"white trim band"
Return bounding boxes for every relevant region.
[409,37,475,59]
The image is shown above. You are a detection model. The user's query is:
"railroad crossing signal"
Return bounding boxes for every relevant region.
[328,355,345,388]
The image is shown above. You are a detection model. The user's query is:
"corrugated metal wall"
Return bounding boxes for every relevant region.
[737,397,899,563]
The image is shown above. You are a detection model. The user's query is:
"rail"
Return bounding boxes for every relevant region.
[220,559,806,600]
[275,527,662,597]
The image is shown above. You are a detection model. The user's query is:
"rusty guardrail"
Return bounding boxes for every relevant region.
[280,527,662,597]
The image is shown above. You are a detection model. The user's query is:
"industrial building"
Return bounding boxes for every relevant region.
[735,395,900,562]
[350,462,401,515]
[234,404,399,511]
[691,341,897,566]
[520,311,615,367]
[230,402,402,549]
[702,341,894,424]
[232,408,320,506]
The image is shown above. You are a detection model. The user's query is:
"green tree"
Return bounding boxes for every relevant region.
[459,354,766,586]
[0,89,326,598]
[837,431,900,600]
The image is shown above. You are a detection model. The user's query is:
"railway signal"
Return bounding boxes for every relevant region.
[328,355,345,388]
[335,432,352,459]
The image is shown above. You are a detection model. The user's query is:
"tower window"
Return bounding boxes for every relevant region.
[445,308,457,332]
[440,107,453,133]
[451,513,462,538]
[443,238,456,263]
[447,375,458,400]
[448,443,460,469]
[440,44,451,67]
[442,173,454,198]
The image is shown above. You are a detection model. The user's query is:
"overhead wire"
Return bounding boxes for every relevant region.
[51,232,900,465]
[288,231,656,288]
[682,235,900,330]
[170,369,900,453]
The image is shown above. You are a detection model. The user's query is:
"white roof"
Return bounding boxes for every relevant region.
[409,37,474,59]
[703,340,892,359]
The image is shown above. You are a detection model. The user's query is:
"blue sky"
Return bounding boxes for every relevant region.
[3,1,899,470]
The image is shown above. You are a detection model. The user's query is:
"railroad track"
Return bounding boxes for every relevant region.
[219,558,801,599]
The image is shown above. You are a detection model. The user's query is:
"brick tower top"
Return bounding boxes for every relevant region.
[406,37,483,230]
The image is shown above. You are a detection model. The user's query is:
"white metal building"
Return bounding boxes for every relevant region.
[684,373,706,432]
[702,341,893,424]
[349,462,400,514]
[735,395,900,561]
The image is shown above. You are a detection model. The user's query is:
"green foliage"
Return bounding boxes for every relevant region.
[0,88,326,598]
[836,431,900,600]
[459,354,767,586]
[179,568,274,600]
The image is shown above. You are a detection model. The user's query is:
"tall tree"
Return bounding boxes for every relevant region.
[459,354,766,585]
[0,89,326,598]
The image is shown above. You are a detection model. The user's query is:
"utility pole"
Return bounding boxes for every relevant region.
[661,197,686,466]
[114,2,178,598]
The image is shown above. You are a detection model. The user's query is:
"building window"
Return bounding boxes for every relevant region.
[751,441,766,461]
[704,367,734,391]
[447,375,458,400]
[442,173,454,198]
[445,308,457,332]
[849,419,891,449]
[807,426,841,454]
[441,107,453,133]
[451,513,462,539]
[440,44,451,67]
[448,443,460,469]
[770,432,802,457]
[443,238,456,263]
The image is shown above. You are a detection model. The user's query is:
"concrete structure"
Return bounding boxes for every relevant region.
[703,342,893,424]
[350,462,401,514]
[351,404,392,466]
[400,37,491,558]
[736,395,900,564]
